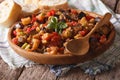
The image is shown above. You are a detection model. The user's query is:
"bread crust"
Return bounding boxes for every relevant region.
[38,0,69,10]
[0,1,21,27]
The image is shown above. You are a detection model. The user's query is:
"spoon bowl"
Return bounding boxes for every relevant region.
[66,13,112,55]
[66,38,90,55]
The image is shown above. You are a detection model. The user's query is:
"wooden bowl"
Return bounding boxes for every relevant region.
[8,10,116,65]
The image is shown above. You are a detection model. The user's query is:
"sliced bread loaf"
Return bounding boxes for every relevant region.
[0,0,21,27]
[38,0,69,10]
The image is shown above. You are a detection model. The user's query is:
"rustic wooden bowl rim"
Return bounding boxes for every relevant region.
[7,10,116,64]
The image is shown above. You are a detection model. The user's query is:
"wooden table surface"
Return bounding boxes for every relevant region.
[0,0,120,80]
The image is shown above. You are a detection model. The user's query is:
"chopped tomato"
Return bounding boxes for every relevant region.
[13,30,17,36]
[50,10,55,15]
[79,30,87,36]
[67,21,77,26]
[31,15,37,23]
[26,27,31,33]
[45,32,59,41]
[71,21,77,26]
[12,38,18,45]
[86,15,94,21]
[46,10,55,17]
[45,32,61,46]
[31,26,36,31]
[50,36,61,46]
[44,34,52,41]
[26,26,36,33]
[47,12,52,17]
[51,32,58,36]
[49,40,61,46]
[51,35,61,42]
[71,9,77,14]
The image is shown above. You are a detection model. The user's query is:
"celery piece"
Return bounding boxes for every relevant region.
[21,43,28,49]
[25,44,31,50]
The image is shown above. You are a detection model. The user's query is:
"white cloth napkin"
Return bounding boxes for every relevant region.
[0,0,120,76]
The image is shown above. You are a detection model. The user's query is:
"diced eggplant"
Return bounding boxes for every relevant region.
[60,11,71,20]
[60,19,66,22]
[78,12,86,19]
[59,9,65,12]
[66,9,71,13]
[54,14,59,18]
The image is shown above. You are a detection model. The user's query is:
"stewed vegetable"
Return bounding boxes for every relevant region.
[11,9,112,55]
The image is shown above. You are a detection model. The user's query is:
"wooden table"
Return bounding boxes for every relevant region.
[0,0,120,80]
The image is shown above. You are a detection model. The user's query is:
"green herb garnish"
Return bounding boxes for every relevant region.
[47,17,67,34]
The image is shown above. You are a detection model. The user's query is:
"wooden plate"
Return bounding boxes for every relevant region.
[7,10,116,65]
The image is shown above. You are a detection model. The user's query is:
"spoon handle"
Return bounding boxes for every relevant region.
[85,13,112,39]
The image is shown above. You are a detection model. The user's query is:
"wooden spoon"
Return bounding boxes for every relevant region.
[66,13,112,55]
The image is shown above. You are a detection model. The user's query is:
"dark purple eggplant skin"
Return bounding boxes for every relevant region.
[78,12,86,19]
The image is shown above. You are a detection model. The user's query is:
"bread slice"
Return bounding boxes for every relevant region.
[19,0,40,17]
[0,0,22,27]
[24,0,40,5]
[38,0,69,10]
[21,4,39,17]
